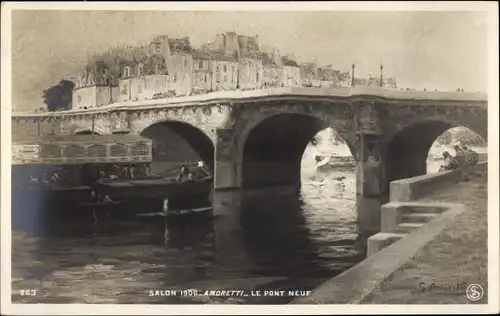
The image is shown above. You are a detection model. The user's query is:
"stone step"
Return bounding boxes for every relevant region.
[395,222,425,233]
[399,205,446,214]
[367,232,408,257]
[400,213,438,224]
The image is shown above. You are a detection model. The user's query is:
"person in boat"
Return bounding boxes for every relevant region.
[109,172,118,180]
[176,165,190,182]
[49,172,59,188]
[51,172,60,182]
[103,194,115,204]
[90,189,99,204]
[122,165,129,179]
[190,161,210,181]
[41,173,52,189]
[129,165,136,179]
[28,176,39,185]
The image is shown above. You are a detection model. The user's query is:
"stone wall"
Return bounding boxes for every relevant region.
[72,86,96,110]
[390,161,487,202]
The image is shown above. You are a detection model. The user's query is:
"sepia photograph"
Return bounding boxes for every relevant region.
[1,2,498,315]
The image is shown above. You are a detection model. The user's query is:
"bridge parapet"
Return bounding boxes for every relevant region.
[11,87,487,118]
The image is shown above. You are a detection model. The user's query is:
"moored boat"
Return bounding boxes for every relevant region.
[316,155,356,172]
[136,206,213,218]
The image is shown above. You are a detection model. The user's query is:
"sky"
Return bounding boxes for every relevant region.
[10,10,489,111]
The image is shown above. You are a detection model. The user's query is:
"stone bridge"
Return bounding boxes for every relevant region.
[12,87,488,238]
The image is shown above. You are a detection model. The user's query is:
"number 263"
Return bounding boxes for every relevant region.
[20,289,38,296]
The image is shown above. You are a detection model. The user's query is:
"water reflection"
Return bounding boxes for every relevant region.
[12,168,362,304]
[240,193,326,278]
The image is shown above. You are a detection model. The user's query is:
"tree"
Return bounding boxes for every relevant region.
[43,79,75,111]
[454,128,485,146]
[436,130,453,145]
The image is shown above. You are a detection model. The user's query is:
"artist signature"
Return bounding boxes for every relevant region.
[419,281,467,293]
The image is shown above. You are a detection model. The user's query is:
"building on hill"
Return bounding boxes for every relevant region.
[68,31,398,110]
[238,55,263,90]
[236,34,262,90]
[206,32,260,59]
[237,34,260,58]
[261,52,283,88]
[317,65,341,88]
[116,35,195,101]
[192,50,213,93]
[167,36,194,96]
[72,51,123,110]
[282,56,301,87]
[210,52,239,91]
[300,62,319,87]
[205,32,263,90]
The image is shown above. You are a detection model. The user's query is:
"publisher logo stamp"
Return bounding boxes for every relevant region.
[466,284,484,301]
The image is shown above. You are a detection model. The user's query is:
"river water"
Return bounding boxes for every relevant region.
[11,140,486,305]
[11,143,364,305]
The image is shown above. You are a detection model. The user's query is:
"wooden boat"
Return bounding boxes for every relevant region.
[94,175,213,202]
[316,156,356,172]
[14,175,213,215]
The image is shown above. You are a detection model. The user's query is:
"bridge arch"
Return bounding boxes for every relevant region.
[385,119,486,187]
[238,112,354,190]
[140,120,215,172]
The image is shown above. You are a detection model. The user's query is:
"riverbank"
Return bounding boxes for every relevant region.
[360,174,488,304]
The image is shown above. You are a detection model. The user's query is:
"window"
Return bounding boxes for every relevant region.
[216,65,220,72]
[137,64,144,76]
[224,75,227,82]
[121,83,128,95]
[184,59,188,68]
[154,43,161,53]
[123,67,131,78]
[204,74,207,83]
[138,84,142,93]
[173,73,177,82]
[199,60,203,69]
[223,65,227,72]
[256,72,259,82]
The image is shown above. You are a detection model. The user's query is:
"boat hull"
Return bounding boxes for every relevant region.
[12,177,213,218]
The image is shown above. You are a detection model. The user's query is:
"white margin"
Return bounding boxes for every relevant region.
[1,2,499,315]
